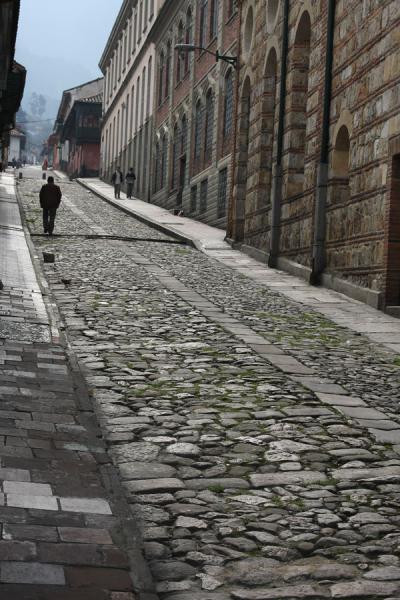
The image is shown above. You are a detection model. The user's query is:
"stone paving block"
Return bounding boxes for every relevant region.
[0,539,37,561]
[369,429,400,444]
[7,493,59,511]
[58,527,113,545]
[59,497,112,515]
[250,471,325,487]
[3,523,58,542]
[65,566,133,590]
[331,580,399,597]
[315,393,367,407]
[292,377,347,394]
[332,466,400,481]
[0,561,66,585]
[0,467,30,481]
[356,419,400,430]
[3,481,53,496]
[337,406,388,420]
[15,420,55,432]
[231,585,330,599]
[124,478,186,493]
[186,478,250,490]
[38,542,103,565]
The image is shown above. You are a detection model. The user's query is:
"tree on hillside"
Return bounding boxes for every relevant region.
[29,92,47,118]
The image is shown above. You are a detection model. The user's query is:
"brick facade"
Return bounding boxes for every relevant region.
[229,0,400,310]
[150,0,239,227]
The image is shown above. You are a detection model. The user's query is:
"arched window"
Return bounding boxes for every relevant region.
[194,100,203,160]
[176,21,184,83]
[154,141,160,191]
[223,69,234,138]
[204,90,214,156]
[209,0,218,40]
[199,0,208,48]
[332,125,350,178]
[172,123,179,189]
[181,115,188,156]
[165,41,171,99]
[147,57,152,118]
[185,8,193,73]
[161,134,168,188]
[158,52,164,105]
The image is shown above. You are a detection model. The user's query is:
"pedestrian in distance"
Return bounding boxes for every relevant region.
[111,166,124,199]
[125,167,136,199]
[39,176,62,236]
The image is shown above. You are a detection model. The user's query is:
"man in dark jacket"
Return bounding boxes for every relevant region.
[39,176,62,235]
[111,166,124,199]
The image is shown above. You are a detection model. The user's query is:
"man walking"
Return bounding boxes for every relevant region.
[111,166,124,199]
[39,176,62,235]
[125,167,136,199]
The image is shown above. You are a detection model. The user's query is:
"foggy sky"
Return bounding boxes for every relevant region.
[15,0,123,114]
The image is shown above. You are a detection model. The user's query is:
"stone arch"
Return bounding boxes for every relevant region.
[332,125,350,178]
[266,0,281,34]
[287,9,311,196]
[242,4,255,61]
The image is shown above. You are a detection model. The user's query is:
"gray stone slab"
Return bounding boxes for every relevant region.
[282,407,334,417]
[332,466,400,482]
[331,580,399,598]
[185,478,250,490]
[6,494,58,511]
[123,478,186,493]
[59,496,112,514]
[369,429,400,444]
[315,393,367,407]
[0,561,66,585]
[337,406,388,420]
[356,419,400,430]
[250,471,324,487]
[291,377,346,394]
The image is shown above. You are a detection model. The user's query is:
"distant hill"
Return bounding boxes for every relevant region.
[16,45,100,119]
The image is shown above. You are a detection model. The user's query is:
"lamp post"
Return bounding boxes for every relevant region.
[174,43,238,68]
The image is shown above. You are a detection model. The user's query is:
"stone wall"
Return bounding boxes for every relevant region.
[230,0,400,306]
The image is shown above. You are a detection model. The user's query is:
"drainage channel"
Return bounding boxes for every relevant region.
[31,233,187,244]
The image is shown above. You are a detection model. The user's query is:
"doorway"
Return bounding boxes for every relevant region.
[385,154,400,307]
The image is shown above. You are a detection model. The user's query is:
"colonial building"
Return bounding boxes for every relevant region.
[48,78,103,178]
[228,0,400,312]
[100,0,165,201]
[150,0,239,225]
[0,1,26,169]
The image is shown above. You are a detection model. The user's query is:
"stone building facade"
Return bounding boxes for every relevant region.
[150,0,239,226]
[100,0,165,201]
[228,0,400,312]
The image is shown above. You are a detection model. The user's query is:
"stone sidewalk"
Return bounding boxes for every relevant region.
[78,177,400,355]
[0,171,149,599]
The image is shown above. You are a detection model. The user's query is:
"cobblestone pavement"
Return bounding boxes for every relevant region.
[18,169,400,600]
[0,171,138,599]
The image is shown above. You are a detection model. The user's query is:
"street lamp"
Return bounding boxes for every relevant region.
[174,43,238,68]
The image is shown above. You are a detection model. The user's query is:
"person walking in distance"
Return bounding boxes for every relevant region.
[125,167,136,199]
[39,176,62,235]
[111,166,124,199]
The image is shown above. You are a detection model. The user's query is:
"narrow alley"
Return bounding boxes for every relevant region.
[10,166,400,599]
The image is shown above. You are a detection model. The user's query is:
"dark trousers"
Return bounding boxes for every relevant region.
[114,183,121,198]
[43,207,57,234]
[127,183,134,198]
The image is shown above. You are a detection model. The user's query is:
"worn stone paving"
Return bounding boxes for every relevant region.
[18,171,400,599]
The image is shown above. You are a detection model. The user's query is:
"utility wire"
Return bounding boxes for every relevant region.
[16,117,56,124]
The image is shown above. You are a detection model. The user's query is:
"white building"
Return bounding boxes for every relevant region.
[99,0,165,201]
[9,128,25,163]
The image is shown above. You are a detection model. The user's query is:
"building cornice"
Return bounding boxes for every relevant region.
[99,0,134,71]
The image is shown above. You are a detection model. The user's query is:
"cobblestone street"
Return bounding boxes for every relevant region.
[17,167,400,599]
